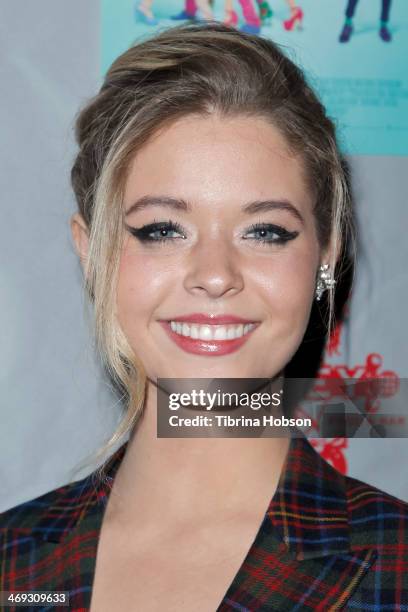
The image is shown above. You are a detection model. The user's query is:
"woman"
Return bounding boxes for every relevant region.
[1,22,407,611]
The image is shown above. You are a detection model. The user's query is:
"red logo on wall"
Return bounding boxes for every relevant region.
[297,309,400,475]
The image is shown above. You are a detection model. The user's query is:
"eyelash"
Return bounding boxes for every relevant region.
[127,220,186,244]
[126,219,299,246]
[243,222,299,245]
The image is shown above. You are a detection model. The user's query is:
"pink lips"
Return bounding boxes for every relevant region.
[159,313,259,356]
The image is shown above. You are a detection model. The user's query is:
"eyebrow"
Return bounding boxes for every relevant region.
[125,195,304,225]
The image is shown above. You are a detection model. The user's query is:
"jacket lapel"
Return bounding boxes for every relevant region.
[268,430,351,561]
[218,431,378,611]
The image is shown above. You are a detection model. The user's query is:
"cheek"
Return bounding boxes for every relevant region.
[116,247,173,332]
[250,244,318,326]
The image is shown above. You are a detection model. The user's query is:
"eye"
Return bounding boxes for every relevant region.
[243,223,299,245]
[126,220,187,243]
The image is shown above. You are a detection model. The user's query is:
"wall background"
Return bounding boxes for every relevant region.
[1,0,407,511]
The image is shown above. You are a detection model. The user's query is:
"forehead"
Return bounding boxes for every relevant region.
[123,114,313,215]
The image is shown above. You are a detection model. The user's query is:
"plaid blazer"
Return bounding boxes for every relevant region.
[1,431,408,611]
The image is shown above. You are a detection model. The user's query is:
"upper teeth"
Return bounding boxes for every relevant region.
[169,322,256,341]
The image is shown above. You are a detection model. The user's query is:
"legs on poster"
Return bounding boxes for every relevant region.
[339,18,353,43]
[195,0,214,20]
[135,0,392,41]
[167,1,304,34]
[339,0,393,43]
[238,0,261,34]
[223,0,264,32]
[379,0,392,41]
[223,0,274,30]
[170,1,200,21]
[165,0,307,34]
[171,0,215,21]
[379,22,392,42]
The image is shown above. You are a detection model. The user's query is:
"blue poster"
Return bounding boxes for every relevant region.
[102,1,408,155]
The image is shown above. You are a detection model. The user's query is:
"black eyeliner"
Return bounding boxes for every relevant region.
[244,222,299,244]
[126,219,186,243]
[125,220,299,245]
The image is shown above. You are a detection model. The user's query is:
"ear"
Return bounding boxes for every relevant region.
[70,213,89,271]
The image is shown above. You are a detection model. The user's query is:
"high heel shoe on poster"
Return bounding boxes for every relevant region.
[240,22,261,34]
[379,24,392,42]
[170,10,196,20]
[135,5,159,25]
[339,23,353,43]
[283,6,303,31]
[224,9,239,26]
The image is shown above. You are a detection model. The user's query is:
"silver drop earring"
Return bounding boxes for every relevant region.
[315,264,336,301]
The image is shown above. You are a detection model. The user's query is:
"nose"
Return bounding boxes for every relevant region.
[183,236,244,299]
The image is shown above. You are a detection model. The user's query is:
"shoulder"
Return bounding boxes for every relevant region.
[0,473,107,595]
[344,471,408,549]
[334,472,408,607]
[0,474,96,545]
[0,444,125,551]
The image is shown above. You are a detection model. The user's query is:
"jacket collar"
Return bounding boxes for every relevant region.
[39,430,350,560]
[267,430,350,561]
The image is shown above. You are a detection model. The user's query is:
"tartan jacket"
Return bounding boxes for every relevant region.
[1,432,408,611]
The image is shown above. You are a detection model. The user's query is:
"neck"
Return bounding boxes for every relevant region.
[106,379,291,527]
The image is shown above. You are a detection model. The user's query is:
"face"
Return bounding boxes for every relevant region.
[115,114,324,381]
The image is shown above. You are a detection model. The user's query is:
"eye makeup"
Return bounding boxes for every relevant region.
[126,219,187,243]
[125,219,299,246]
[242,222,299,245]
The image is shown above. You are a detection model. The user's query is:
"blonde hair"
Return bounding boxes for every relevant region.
[70,22,355,475]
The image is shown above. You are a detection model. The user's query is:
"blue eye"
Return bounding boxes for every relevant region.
[244,223,299,245]
[127,220,186,243]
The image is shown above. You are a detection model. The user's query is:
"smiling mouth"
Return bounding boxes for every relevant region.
[159,320,259,356]
[169,321,256,341]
